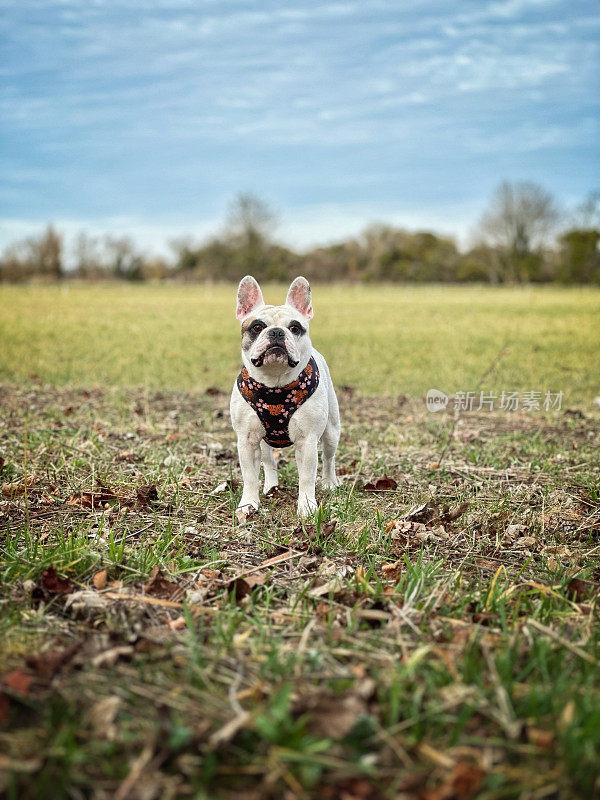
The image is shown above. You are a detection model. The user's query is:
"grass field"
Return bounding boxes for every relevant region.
[1,283,599,799]
[1,283,599,403]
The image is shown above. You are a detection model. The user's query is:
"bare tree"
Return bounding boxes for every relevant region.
[479,182,559,281]
[0,225,62,281]
[73,232,105,277]
[169,236,198,272]
[573,191,600,230]
[103,235,142,279]
[226,193,277,246]
[0,241,33,281]
[224,193,278,280]
[34,226,63,278]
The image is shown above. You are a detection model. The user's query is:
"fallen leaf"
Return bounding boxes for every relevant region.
[422,761,485,800]
[518,536,537,547]
[363,475,398,492]
[136,484,158,508]
[26,642,81,680]
[93,569,107,590]
[309,568,354,598]
[566,577,598,602]
[205,386,224,396]
[214,449,236,462]
[382,560,402,582]
[199,568,221,581]
[167,616,187,631]
[269,610,289,625]
[116,450,138,462]
[440,501,469,523]
[34,565,73,599]
[292,520,337,550]
[68,487,118,509]
[263,484,287,498]
[406,502,438,523]
[527,726,555,748]
[505,523,524,538]
[1,475,35,498]
[3,669,32,695]
[235,505,257,524]
[228,572,267,601]
[471,612,498,626]
[547,555,558,571]
[144,565,182,600]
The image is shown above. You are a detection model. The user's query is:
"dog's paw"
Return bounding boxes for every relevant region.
[321,476,341,490]
[235,502,259,524]
[297,497,318,518]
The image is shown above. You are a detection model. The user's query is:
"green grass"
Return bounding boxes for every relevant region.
[1,381,599,799]
[1,283,599,403]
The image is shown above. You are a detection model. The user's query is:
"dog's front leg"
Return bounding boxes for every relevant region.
[295,435,319,517]
[237,434,261,516]
[261,441,278,494]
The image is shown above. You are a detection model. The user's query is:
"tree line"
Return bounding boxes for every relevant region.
[1,183,599,284]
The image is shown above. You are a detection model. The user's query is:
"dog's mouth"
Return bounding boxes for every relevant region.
[252,344,298,368]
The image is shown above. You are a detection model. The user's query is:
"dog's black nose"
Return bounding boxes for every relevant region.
[269,327,285,342]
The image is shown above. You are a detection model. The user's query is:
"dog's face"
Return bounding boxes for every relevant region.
[236,276,313,378]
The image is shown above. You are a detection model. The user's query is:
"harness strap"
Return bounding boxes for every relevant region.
[236,357,320,447]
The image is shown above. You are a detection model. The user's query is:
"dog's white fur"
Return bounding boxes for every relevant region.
[230,276,340,517]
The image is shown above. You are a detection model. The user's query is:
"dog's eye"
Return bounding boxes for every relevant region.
[289,323,303,335]
[250,322,265,334]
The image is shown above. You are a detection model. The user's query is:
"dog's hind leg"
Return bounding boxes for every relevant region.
[321,418,340,489]
[261,440,279,494]
[321,373,341,490]
[320,367,341,490]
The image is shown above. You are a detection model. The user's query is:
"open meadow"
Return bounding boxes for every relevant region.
[1,283,599,799]
[1,283,599,402]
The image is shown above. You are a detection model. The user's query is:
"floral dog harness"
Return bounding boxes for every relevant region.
[237,357,320,447]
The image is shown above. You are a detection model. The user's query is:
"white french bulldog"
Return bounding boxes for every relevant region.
[230,276,341,518]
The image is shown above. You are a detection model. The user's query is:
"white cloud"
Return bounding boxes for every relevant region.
[0,0,597,247]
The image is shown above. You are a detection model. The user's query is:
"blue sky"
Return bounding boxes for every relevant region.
[1,0,599,255]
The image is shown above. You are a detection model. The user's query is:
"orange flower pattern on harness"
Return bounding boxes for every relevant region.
[236,357,320,448]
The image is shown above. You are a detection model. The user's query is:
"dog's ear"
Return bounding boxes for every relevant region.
[236,276,264,320]
[285,276,313,320]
